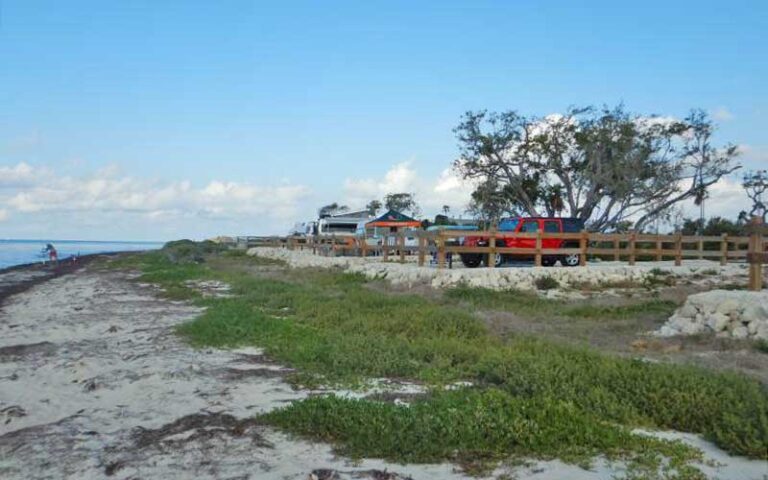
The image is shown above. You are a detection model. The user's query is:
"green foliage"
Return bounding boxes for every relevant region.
[123,252,768,466]
[384,192,421,217]
[755,339,768,355]
[366,200,382,215]
[681,217,745,236]
[644,269,676,288]
[534,275,559,290]
[261,389,704,476]
[444,285,676,320]
[161,239,229,264]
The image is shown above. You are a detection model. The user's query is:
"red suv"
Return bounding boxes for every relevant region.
[460,217,585,268]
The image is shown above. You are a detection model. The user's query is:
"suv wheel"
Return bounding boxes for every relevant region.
[460,253,483,268]
[562,254,580,267]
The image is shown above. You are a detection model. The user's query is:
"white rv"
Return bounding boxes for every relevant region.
[317,210,372,237]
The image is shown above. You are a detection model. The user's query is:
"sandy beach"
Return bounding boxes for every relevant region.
[1,262,766,480]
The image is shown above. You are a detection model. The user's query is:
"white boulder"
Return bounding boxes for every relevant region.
[658,290,768,340]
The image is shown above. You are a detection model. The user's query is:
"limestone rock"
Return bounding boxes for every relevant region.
[705,313,730,332]
[731,326,749,339]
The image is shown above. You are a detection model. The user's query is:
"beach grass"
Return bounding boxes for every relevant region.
[115,247,768,476]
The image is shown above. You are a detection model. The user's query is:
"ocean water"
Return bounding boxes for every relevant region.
[0,240,165,270]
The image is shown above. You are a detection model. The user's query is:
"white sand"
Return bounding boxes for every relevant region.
[1,269,765,479]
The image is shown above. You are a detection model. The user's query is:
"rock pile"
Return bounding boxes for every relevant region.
[247,247,746,294]
[657,290,768,339]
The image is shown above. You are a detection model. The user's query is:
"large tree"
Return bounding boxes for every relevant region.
[453,106,740,231]
[464,178,516,224]
[384,192,421,217]
[366,200,382,215]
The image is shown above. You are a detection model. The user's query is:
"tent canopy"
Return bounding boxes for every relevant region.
[366,209,421,228]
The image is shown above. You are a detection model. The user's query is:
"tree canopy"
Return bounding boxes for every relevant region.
[454,105,740,232]
[742,169,767,222]
[365,200,382,215]
[384,192,421,217]
[318,202,348,218]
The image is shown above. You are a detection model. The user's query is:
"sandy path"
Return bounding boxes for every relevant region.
[1,268,766,480]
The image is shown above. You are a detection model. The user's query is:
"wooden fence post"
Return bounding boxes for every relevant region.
[697,238,704,260]
[488,227,497,269]
[674,233,682,266]
[579,230,587,266]
[629,231,636,266]
[360,236,367,258]
[748,217,764,291]
[382,235,389,262]
[613,236,620,262]
[399,231,406,262]
[720,233,728,266]
[655,236,662,262]
[417,234,426,267]
[534,230,542,267]
[437,231,446,269]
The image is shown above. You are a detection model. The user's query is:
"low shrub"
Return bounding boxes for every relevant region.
[261,389,704,475]
[534,275,559,290]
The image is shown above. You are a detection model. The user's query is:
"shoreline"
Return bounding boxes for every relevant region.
[0,251,139,307]
[0,250,125,274]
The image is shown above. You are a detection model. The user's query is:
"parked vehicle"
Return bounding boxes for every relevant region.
[317,211,372,236]
[427,224,479,265]
[460,217,585,268]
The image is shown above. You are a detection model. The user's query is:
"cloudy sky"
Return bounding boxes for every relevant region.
[1,1,766,241]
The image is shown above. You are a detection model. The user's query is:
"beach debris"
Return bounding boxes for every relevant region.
[82,378,98,392]
[308,469,413,480]
[131,412,272,449]
[1,405,27,425]
[103,460,125,476]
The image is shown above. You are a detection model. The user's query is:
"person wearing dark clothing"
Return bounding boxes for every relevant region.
[44,243,58,265]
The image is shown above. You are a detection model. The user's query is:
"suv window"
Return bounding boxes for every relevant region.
[562,218,585,233]
[544,221,560,233]
[521,220,539,233]
[498,218,520,232]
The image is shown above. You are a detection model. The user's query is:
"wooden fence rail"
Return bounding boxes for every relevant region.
[241,217,767,291]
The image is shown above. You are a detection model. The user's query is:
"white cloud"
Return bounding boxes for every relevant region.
[711,107,734,122]
[676,176,749,220]
[0,162,311,238]
[0,209,8,222]
[0,162,39,188]
[737,145,768,169]
[343,162,477,216]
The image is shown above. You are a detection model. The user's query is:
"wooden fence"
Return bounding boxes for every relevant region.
[241,218,767,291]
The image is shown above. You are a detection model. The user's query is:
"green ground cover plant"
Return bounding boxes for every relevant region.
[115,246,768,476]
[444,284,677,319]
[261,389,705,478]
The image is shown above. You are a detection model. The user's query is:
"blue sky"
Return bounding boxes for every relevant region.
[1,0,766,240]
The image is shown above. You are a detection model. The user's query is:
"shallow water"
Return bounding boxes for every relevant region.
[0,239,163,269]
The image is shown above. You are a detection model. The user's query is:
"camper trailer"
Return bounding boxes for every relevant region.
[317,210,372,237]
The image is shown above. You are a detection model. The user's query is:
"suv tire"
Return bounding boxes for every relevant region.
[460,253,483,268]
[561,254,580,267]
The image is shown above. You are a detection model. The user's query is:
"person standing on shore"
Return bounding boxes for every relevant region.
[44,243,58,266]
